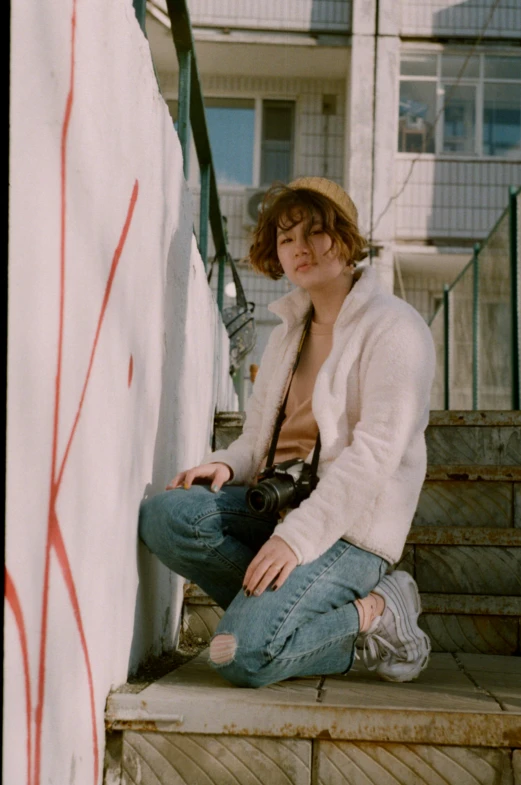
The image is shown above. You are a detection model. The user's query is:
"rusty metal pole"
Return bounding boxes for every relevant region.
[443,283,450,411]
[472,243,480,410]
[177,50,192,180]
[509,186,520,409]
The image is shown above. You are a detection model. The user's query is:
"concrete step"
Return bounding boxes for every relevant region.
[105,651,521,785]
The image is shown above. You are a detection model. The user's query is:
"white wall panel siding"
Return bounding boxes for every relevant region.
[395,158,521,240]
[7,1,237,783]
[187,0,352,32]
[400,0,521,39]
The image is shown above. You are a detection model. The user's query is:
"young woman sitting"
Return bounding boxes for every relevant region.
[139,176,435,688]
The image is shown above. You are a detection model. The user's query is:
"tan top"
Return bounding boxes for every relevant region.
[261,320,333,470]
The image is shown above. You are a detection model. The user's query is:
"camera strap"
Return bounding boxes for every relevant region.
[265,308,322,473]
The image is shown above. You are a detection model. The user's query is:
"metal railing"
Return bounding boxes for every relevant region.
[133,0,233,311]
[429,186,520,411]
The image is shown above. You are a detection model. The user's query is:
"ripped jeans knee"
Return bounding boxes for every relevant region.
[209,634,237,666]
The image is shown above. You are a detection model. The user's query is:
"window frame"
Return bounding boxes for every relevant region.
[398,47,521,161]
[166,94,297,189]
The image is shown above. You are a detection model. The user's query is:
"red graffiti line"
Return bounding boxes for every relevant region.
[50,520,98,770]
[34,180,139,785]
[34,0,78,779]
[55,181,139,491]
[29,2,141,785]
[5,568,33,785]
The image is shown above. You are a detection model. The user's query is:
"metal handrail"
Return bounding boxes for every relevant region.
[133,0,233,311]
[429,185,520,410]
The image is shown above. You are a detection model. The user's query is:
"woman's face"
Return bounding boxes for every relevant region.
[276,212,349,292]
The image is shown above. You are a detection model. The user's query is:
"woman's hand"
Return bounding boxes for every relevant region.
[243,535,298,597]
[166,462,232,492]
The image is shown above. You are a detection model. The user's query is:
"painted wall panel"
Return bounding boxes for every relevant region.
[6,1,236,784]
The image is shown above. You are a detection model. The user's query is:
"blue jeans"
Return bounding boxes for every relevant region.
[138,485,388,688]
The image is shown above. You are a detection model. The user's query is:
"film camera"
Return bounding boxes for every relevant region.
[246,458,319,515]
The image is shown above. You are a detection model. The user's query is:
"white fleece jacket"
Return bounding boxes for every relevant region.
[206,264,436,566]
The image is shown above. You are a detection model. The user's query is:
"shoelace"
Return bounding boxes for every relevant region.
[360,618,399,671]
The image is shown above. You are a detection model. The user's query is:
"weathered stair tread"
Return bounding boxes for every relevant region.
[106,652,521,748]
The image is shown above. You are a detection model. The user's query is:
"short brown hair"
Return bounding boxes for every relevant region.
[248,181,368,280]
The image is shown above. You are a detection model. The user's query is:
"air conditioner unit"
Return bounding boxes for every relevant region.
[242,188,267,227]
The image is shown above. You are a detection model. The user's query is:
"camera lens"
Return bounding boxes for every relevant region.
[246,484,279,514]
[246,477,296,515]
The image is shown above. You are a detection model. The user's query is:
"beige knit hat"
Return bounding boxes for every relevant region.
[288,176,359,227]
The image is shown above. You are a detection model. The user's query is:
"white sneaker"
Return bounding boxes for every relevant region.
[359,570,431,682]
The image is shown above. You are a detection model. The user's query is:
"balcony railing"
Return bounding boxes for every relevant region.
[429,186,520,410]
[134,0,234,311]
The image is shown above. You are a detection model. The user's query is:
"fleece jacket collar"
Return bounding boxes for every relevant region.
[267,262,377,333]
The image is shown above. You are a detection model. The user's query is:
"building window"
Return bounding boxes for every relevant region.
[205,98,255,186]
[204,98,295,187]
[260,100,295,185]
[166,96,296,186]
[398,52,521,158]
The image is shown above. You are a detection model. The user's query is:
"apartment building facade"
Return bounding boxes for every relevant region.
[146,0,521,376]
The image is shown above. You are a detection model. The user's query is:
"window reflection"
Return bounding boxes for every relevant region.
[261,101,295,185]
[442,85,476,155]
[398,51,521,158]
[398,82,436,153]
[205,98,255,186]
[400,53,437,77]
[485,57,521,80]
[483,84,521,158]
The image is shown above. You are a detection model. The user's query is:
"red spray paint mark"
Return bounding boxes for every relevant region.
[4,2,140,784]
[5,568,33,785]
[33,181,139,785]
[128,354,134,387]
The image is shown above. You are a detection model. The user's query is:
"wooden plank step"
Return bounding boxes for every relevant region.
[408,527,521,545]
[414,481,519,527]
[425,466,521,481]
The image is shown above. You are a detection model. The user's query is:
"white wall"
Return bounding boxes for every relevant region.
[5,1,236,784]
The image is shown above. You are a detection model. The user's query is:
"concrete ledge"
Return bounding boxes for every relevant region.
[106,652,521,748]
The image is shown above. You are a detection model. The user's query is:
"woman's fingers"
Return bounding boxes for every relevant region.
[166,463,232,492]
[244,559,283,597]
[242,549,267,591]
[181,467,204,490]
[243,537,298,596]
[272,562,295,590]
[253,563,285,596]
[208,464,231,493]
[166,471,187,490]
